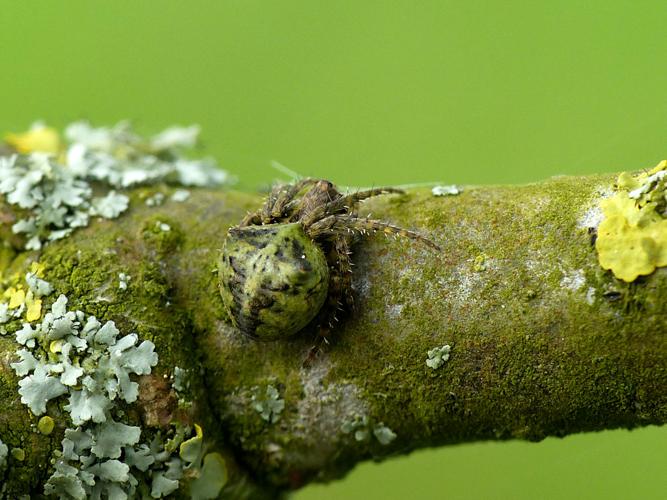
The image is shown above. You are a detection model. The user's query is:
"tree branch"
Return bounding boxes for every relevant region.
[1,173,666,497]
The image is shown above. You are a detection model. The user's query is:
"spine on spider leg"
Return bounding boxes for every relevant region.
[353,216,442,250]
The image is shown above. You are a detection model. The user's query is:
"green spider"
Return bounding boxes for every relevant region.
[218,178,439,343]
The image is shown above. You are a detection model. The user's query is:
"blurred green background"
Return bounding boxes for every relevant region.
[1,1,666,498]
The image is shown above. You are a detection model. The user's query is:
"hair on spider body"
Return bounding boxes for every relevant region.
[219,178,439,343]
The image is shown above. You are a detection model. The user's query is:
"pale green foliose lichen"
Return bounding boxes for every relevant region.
[62,121,232,189]
[1,121,233,250]
[177,424,228,499]
[0,153,109,250]
[171,190,191,203]
[173,366,188,393]
[11,294,158,416]
[3,275,198,498]
[26,271,55,297]
[341,414,370,442]
[0,438,8,470]
[426,344,452,370]
[341,414,398,446]
[145,192,166,207]
[373,424,397,445]
[189,453,228,500]
[252,385,285,423]
[0,122,235,496]
[5,272,226,497]
[596,160,667,282]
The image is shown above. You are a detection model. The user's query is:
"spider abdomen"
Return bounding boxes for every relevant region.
[219,222,330,340]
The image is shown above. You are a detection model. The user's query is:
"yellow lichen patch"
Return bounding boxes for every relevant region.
[5,124,62,154]
[596,161,667,282]
[25,291,42,321]
[3,285,43,321]
[30,261,47,277]
[6,287,25,309]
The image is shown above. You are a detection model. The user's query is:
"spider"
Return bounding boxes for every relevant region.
[218,178,439,344]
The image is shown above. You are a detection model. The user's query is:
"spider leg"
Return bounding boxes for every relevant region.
[300,187,404,228]
[304,214,339,238]
[270,178,318,219]
[337,187,405,208]
[304,236,354,365]
[335,236,355,310]
[239,210,263,227]
[238,184,284,227]
[240,179,316,227]
[307,215,441,250]
[325,187,405,216]
[261,182,290,223]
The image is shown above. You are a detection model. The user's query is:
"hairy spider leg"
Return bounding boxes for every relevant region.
[239,210,262,227]
[260,182,286,223]
[285,180,340,224]
[240,179,316,227]
[299,187,405,228]
[324,187,405,215]
[334,236,355,310]
[239,183,285,226]
[303,235,355,366]
[307,214,441,250]
[270,178,319,219]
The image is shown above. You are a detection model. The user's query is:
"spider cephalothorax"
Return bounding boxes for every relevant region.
[219,178,438,342]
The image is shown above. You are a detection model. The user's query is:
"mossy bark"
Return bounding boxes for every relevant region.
[0,173,666,497]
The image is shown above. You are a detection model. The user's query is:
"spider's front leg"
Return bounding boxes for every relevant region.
[239,181,296,227]
[321,187,406,215]
[310,215,442,251]
[270,178,318,219]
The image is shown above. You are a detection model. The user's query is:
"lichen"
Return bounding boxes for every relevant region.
[340,414,397,446]
[431,185,461,196]
[5,122,61,154]
[177,424,228,499]
[0,438,7,470]
[118,273,131,291]
[3,273,193,497]
[596,160,667,281]
[472,253,488,272]
[0,121,233,251]
[0,262,53,331]
[252,385,285,424]
[372,424,397,445]
[37,416,55,436]
[425,344,452,370]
